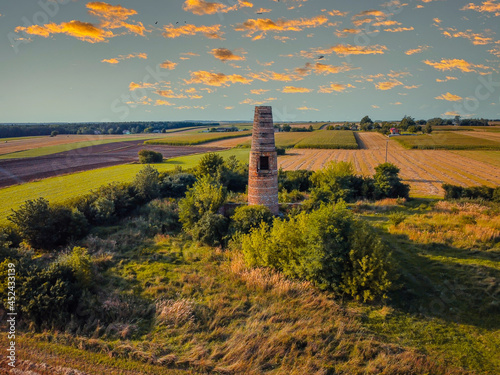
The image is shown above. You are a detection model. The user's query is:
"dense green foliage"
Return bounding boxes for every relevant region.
[308,161,409,206]
[0,121,212,138]
[240,203,392,301]
[278,169,312,192]
[8,198,88,250]
[229,205,273,235]
[138,149,163,164]
[443,183,500,201]
[178,175,227,245]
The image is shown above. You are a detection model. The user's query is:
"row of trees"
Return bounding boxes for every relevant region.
[0,121,216,139]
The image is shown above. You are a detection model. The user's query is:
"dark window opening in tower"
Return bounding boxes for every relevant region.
[259,156,269,171]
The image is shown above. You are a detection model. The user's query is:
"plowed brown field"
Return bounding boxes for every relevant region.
[278,132,500,197]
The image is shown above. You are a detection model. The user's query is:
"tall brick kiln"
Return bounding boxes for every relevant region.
[248,106,279,215]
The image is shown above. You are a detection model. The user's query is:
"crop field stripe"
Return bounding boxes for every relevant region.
[144,132,251,146]
[0,148,250,225]
[450,151,500,169]
[294,130,358,149]
[393,132,500,150]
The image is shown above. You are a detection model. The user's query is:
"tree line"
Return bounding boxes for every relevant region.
[0,121,217,138]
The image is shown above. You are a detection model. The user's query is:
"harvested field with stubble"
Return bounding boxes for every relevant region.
[278,132,500,197]
[0,141,223,188]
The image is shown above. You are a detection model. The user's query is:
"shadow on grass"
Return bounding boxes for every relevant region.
[384,232,500,330]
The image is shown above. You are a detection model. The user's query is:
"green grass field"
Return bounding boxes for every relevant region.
[434,126,500,132]
[0,148,250,225]
[145,131,251,146]
[294,130,358,149]
[393,132,500,150]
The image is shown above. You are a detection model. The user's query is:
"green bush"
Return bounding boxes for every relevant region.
[276,147,286,156]
[279,189,305,203]
[132,165,161,202]
[56,247,93,288]
[8,198,89,250]
[138,149,163,164]
[0,257,84,330]
[230,205,273,235]
[141,199,181,233]
[179,175,227,231]
[196,152,225,178]
[190,212,228,247]
[161,172,197,198]
[278,169,312,192]
[240,203,392,300]
[373,163,410,200]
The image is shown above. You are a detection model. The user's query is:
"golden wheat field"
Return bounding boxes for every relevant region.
[278,133,500,197]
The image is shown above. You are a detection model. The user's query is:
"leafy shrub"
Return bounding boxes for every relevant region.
[8,198,89,250]
[190,212,228,247]
[388,212,407,226]
[1,258,84,330]
[132,165,161,202]
[278,169,312,192]
[341,221,393,302]
[196,152,225,178]
[56,247,93,288]
[138,149,163,163]
[179,175,226,230]
[141,199,181,233]
[161,172,196,198]
[240,203,392,300]
[443,183,498,201]
[373,163,410,200]
[309,161,357,204]
[279,189,305,203]
[230,205,273,235]
[276,147,286,156]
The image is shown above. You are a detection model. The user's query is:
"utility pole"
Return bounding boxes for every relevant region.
[385,139,389,163]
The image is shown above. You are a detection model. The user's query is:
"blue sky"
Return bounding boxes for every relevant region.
[0,0,499,123]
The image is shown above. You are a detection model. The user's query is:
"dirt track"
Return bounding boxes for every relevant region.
[0,141,223,188]
[278,133,500,197]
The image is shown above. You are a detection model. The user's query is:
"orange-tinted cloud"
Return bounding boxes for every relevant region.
[313,62,355,75]
[281,86,312,93]
[306,44,388,57]
[102,52,147,64]
[156,90,187,99]
[318,83,355,93]
[335,28,360,38]
[423,58,491,73]
[160,60,177,70]
[210,48,246,61]
[435,92,463,101]
[297,106,319,111]
[86,2,147,36]
[256,8,272,13]
[155,100,175,106]
[375,80,403,90]
[16,2,146,43]
[185,71,252,86]
[249,71,301,82]
[328,10,349,17]
[130,82,159,91]
[441,28,493,45]
[183,0,253,15]
[16,21,114,43]
[234,15,329,40]
[436,76,458,82]
[163,24,224,39]
[405,45,430,55]
[384,27,414,32]
[251,89,270,94]
[461,1,500,15]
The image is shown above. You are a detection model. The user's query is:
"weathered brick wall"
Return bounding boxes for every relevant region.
[248,106,279,215]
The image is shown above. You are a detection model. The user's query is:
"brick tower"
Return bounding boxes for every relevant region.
[248,106,279,215]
